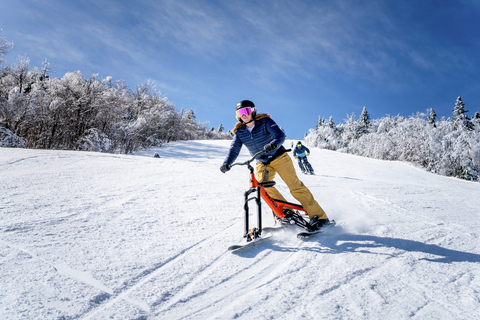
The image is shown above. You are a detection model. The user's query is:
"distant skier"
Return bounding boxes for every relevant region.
[220,100,329,229]
[293,141,313,174]
[154,153,160,158]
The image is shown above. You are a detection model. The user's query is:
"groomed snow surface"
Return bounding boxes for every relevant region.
[1,140,480,320]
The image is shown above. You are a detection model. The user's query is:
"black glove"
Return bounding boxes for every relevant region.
[220,163,231,173]
[264,142,277,153]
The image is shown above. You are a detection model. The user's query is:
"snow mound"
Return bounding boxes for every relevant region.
[0,127,26,148]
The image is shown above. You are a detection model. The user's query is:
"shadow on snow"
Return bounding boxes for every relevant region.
[233,233,480,264]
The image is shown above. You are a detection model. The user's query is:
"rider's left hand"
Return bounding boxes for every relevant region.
[264,142,277,153]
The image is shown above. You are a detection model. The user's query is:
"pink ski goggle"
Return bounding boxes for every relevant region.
[236,107,252,118]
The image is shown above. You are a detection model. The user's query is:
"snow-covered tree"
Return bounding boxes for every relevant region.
[452,96,474,131]
[217,124,224,133]
[13,55,30,94]
[187,108,196,120]
[429,108,437,127]
[316,116,325,130]
[0,29,13,64]
[304,105,480,182]
[356,106,371,138]
[40,59,53,79]
[0,53,231,154]
[342,113,357,143]
[328,116,335,129]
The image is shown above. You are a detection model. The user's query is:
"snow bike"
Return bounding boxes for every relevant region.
[228,148,322,250]
[298,156,314,174]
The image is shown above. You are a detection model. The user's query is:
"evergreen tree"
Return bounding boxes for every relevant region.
[217,124,224,132]
[453,96,474,130]
[316,116,325,130]
[356,106,371,137]
[473,111,480,120]
[187,109,196,120]
[328,116,335,129]
[428,108,437,127]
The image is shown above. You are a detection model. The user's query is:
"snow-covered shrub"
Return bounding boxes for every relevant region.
[76,128,113,152]
[0,127,26,148]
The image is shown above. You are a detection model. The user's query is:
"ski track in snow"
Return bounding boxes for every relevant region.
[1,140,480,319]
[348,189,473,236]
[82,220,239,319]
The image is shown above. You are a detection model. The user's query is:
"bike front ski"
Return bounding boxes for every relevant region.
[297,230,326,239]
[228,233,272,252]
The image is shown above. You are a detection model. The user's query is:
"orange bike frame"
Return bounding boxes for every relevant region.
[242,165,308,240]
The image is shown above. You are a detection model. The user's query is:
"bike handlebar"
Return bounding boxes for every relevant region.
[230,149,266,168]
[230,148,292,168]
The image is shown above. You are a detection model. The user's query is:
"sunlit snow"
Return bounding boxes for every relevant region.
[1,140,479,319]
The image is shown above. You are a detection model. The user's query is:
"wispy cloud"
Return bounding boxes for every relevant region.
[4,0,478,95]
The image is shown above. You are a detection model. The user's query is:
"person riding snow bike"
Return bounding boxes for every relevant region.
[293,141,314,174]
[219,100,330,229]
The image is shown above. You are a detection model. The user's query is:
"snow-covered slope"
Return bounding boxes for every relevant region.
[1,140,480,320]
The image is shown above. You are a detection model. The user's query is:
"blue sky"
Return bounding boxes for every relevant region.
[1,0,480,139]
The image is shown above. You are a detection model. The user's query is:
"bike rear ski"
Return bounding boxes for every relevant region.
[297,219,336,239]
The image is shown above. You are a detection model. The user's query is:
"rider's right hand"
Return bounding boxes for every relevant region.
[220,163,231,173]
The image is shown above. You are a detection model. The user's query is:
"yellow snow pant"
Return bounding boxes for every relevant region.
[255,153,328,220]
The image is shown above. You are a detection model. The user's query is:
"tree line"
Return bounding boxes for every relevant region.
[0,31,231,154]
[306,97,480,181]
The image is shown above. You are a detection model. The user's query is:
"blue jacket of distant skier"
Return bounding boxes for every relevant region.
[224,117,286,165]
[293,145,310,158]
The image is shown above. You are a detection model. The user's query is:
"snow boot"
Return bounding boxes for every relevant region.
[309,216,330,230]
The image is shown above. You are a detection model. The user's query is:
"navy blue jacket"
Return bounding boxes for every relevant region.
[293,145,310,158]
[224,117,286,165]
